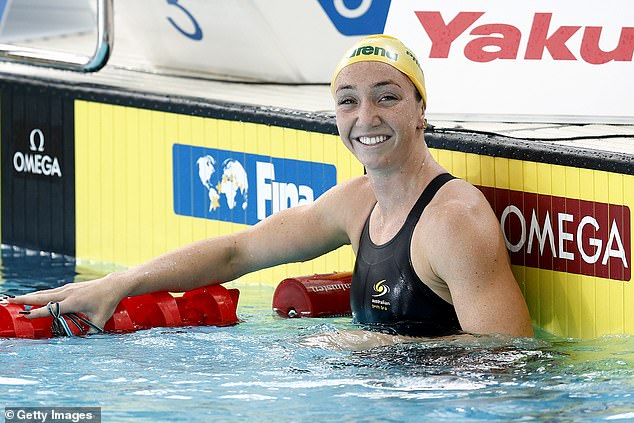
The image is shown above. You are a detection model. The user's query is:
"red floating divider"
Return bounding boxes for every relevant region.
[0,284,240,338]
[272,272,352,318]
[0,303,57,338]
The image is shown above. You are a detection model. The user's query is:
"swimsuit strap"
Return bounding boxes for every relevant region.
[404,173,456,230]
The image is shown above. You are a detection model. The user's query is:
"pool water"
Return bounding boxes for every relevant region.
[1,245,634,422]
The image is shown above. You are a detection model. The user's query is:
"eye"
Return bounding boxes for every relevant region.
[379,94,398,102]
[337,97,356,106]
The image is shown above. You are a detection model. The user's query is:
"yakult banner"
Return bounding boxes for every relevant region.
[384,0,634,122]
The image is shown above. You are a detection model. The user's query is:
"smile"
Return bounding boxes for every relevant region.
[356,135,389,146]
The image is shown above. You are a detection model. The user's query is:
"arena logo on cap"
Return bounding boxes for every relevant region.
[172,144,337,225]
[479,186,631,281]
[318,0,391,36]
[348,45,399,61]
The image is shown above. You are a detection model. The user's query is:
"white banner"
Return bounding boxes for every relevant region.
[115,0,632,123]
[384,0,634,122]
[116,1,361,84]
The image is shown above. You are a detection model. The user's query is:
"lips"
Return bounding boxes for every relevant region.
[356,135,389,146]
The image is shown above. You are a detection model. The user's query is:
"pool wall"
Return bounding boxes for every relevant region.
[1,75,632,339]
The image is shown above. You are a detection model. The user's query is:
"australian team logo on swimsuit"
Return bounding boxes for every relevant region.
[172,144,337,226]
[371,279,391,311]
[371,279,390,297]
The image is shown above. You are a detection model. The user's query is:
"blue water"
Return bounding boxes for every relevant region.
[1,245,634,422]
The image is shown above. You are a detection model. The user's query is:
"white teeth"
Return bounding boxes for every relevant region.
[357,135,388,145]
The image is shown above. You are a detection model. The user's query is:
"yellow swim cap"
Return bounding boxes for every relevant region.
[331,34,427,108]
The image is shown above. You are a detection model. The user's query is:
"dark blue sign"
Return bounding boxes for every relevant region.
[173,144,337,225]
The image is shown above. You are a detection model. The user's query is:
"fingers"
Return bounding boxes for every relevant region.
[5,280,115,333]
[21,300,67,320]
[8,284,73,305]
[6,284,76,319]
[17,299,107,332]
[8,291,68,306]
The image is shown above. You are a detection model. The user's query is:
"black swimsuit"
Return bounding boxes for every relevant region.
[351,173,462,337]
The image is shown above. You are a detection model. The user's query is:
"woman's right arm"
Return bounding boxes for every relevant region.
[9,176,373,329]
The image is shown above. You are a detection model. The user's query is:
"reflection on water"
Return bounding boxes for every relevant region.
[0,244,126,293]
[1,245,634,422]
[0,245,77,293]
[345,338,558,375]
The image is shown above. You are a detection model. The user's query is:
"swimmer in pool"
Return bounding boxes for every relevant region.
[11,35,533,341]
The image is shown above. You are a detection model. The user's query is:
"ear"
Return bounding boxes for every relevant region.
[416,102,426,130]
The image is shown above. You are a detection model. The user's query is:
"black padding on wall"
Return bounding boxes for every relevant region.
[1,84,75,255]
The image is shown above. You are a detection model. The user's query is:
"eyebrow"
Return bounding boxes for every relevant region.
[373,80,401,89]
[336,84,355,93]
[335,80,402,94]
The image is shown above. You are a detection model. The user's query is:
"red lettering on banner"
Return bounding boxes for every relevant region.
[580,26,634,64]
[465,24,521,62]
[415,11,483,58]
[415,10,634,64]
[479,186,631,281]
[524,13,580,60]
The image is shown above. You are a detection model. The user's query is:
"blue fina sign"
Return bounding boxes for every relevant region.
[173,144,337,225]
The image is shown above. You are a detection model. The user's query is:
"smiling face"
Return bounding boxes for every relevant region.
[333,61,426,172]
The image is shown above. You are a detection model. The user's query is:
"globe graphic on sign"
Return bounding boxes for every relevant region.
[196,155,248,212]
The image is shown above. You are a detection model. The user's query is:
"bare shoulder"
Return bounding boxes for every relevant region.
[425,179,498,240]
[417,179,533,337]
[323,174,374,201]
[416,178,503,276]
[313,175,376,251]
[312,175,374,214]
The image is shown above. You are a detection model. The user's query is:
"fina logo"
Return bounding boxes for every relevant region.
[173,144,337,226]
[196,155,248,212]
[318,0,392,36]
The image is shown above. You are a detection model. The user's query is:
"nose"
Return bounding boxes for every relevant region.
[355,100,382,129]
